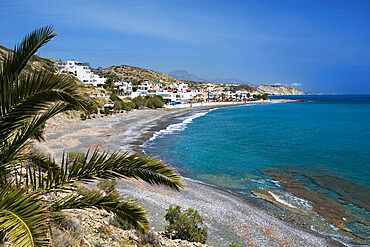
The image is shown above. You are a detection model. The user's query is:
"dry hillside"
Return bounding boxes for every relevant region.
[98,65,180,86]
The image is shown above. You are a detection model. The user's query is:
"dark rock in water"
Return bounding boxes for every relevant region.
[260,168,369,241]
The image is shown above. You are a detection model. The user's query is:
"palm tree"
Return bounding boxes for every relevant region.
[0,26,183,246]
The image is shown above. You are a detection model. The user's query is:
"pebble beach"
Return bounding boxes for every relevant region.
[42,100,344,247]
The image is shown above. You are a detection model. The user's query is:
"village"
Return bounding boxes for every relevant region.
[57,59,268,109]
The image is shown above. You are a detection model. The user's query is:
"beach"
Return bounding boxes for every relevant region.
[43,100,343,247]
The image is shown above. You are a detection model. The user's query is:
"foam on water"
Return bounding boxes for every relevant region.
[268,191,312,211]
[147,109,214,142]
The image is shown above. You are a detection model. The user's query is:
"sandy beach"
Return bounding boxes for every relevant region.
[43,100,343,247]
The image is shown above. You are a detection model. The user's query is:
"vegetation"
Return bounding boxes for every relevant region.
[132,96,145,109]
[229,242,243,247]
[145,95,164,109]
[253,93,269,100]
[164,205,208,244]
[80,112,87,120]
[0,26,183,246]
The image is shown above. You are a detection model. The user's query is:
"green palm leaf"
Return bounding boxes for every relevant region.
[26,150,183,193]
[51,188,149,231]
[0,184,48,247]
[0,26,56,116]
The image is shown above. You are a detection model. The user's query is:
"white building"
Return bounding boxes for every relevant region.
[114,81,133,94]
[57,60,106,87]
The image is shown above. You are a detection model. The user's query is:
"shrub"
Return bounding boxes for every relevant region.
[80,112,87,120]
[104,107,110,114]
[132,96,145,109]
[99,109,105,114]
[138,231,160,247]
[123,101,135,111]
[229,242,243,247]
[114,100,124,111]
[87,105,99,115]
[145,96,164,109]
[97,179,117,193]
[164,205,208,244]
[261,94,269,100]
[110,94,121,102]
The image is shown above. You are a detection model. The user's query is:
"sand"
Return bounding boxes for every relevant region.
[43,102,343,247]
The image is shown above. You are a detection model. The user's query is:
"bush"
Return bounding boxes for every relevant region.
[138,231,160,247]
[80,112,87,120]
[104,107,110,114]
[261,94,269,100]
[132,96,145,109]
[165,205,208,244]
[145,95,164,109]
[123,101,135,111]
[114,100,124,111]
[99,109,105,114]
[229,242,243,247]
[87,105,99,115]
[97,179,117,193]
[110,94,121,102]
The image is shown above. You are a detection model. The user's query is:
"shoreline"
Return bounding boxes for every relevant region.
[43,99,343,246]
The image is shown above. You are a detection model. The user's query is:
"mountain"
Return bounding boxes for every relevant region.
[98,65,180,86]
[169,69,246,84]
[169,70,205,82]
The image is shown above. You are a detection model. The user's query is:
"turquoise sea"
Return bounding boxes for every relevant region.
[143,95,370,245]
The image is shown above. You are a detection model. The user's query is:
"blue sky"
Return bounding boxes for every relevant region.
[1,0,369,93]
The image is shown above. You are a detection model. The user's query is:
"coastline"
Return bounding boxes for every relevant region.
[42,99,343,247]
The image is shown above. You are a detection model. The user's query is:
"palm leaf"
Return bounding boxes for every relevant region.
[0,70,87,142]
[0,26,56,117]
[26,150,183,193]
[51,188,149,231]
[0,184,48,246]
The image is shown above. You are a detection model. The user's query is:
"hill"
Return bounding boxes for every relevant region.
[0,46,304,95]
[257,85,305,95]
[98,65,180,86]
[0,45,58,72]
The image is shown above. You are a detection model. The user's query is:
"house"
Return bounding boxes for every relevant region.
[57,59,106,87]
[114,81,133,94]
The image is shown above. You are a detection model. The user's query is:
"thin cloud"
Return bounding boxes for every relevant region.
[291,83,302,86]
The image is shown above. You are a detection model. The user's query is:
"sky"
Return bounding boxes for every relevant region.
[1,0,369,93]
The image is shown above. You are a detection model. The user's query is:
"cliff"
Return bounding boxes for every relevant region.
[257,85,304,95]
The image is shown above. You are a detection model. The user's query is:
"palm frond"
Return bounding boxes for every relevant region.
[0,184,48,246]
[0,103,73,168]
[0,70,87,141]
[51,188,149,231]
[26,150,183,193]
[0,26,55,84]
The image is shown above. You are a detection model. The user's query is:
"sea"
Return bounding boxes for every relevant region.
[143,95,370,246]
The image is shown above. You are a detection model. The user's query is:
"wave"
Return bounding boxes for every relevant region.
[147,109,216,142]
[267,190,312,211]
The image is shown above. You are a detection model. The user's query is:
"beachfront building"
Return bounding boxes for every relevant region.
[236,90,254,100]
[57,60,106,87]
[138,81,163,95]
[114,81,133,94]
[158,91,177,103]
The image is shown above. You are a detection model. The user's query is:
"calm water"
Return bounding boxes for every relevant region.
[143,95,370,244]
